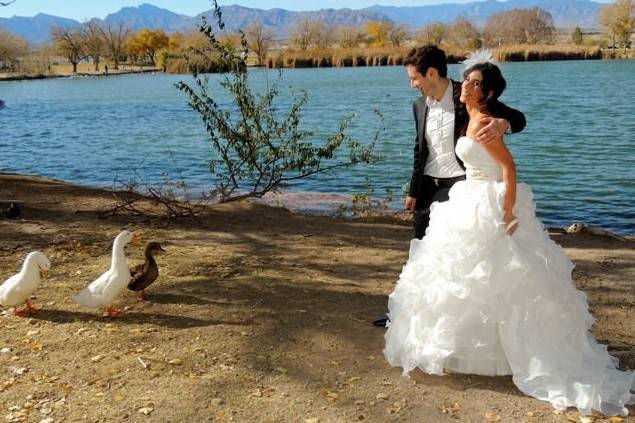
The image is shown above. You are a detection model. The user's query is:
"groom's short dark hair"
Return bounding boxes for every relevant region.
[404,45,448,78]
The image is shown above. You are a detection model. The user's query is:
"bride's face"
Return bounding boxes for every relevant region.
[460,70,484,106]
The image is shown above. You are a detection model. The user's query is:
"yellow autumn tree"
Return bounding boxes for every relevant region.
[128,28,170,65]
[366,21,392,47]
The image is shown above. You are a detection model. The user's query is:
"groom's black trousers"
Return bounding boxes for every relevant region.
[414,174,466,239]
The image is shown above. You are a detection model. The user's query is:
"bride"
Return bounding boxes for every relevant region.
[383,57,634,416]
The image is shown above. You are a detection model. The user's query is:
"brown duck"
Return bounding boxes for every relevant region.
[128,242,165,301]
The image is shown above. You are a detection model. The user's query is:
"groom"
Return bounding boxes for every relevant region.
[373,45,526,327]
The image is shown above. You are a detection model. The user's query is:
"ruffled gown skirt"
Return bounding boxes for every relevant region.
[383,179,635,416]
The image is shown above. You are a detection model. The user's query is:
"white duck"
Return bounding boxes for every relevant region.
[73,230,141,317]
[0,251,50,316]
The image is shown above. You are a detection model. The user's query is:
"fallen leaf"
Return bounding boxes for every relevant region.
[485,412,501,422]
[168,358,182,365]
[39,418,54,423]
[305,419,319,423]
[608,418,625,423]
[326,392,339,402]
[138,407,154,415]
[90,355,104,363]
[578,417,595,423]
[10,367,28,375]
[376,393,389,401]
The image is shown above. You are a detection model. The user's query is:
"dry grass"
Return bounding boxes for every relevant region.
[493,44,602,61]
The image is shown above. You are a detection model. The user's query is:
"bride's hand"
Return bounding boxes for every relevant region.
[504,213,519,235]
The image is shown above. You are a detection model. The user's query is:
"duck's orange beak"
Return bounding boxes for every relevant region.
[130,232,143,246]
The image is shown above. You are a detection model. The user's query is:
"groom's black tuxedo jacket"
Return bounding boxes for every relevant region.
[408,79,526,206]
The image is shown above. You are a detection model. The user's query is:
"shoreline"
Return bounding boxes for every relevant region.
[1,172,632,236]
[0,67,160,82]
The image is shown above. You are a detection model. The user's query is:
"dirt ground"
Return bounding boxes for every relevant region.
[0,173,633,423]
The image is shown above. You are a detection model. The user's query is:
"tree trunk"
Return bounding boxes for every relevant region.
[93,56,100,72]
[114,58,119,70]
[72,62,78,73]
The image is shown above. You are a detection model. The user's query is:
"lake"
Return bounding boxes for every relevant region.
[1,60,634,234]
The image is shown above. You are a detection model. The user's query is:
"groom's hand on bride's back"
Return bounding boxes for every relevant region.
[405,196,417,213]
[476,117,510,144]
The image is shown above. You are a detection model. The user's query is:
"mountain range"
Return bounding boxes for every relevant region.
[0,1,605,45]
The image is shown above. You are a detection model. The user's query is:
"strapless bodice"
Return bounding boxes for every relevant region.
[456,136,503,182]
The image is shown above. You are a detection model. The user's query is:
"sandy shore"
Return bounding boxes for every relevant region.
[0,67,160,82]
[0,173,633,422]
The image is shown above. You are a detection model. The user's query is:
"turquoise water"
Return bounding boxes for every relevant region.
[1,61,634,234]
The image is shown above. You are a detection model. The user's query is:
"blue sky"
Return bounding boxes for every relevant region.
[0,0,612,20]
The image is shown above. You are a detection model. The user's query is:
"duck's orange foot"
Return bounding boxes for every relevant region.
[106,306,123,318]
[25,299,40,313]
[12,306,29,317]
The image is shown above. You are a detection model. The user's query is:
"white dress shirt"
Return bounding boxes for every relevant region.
[423,82,465,178]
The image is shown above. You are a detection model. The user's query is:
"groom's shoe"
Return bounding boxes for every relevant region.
[373,316,389,328]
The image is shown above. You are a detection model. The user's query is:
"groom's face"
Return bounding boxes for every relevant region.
[407,65,433,97]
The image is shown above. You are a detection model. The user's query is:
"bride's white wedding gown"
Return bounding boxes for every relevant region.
[384,136,634,416]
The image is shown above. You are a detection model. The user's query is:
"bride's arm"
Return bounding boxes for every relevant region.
[481,137,518,235]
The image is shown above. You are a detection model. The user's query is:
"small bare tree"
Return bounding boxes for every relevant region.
[245,20,273,66]
[98,23,130,70]
[446,18,481,50]
[484,7,555,45]
[0,28,28,71]
[83,21,104,71]
[311,20,335,49]
[336,25,364,49]
[176,1,381,202]
[50,26,86,73]
[388,24,410,48]
[289,17,314,50]
[418,22,446,46]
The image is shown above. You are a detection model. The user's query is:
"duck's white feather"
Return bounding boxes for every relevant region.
[73,231,133,309]
[0,252,50,306]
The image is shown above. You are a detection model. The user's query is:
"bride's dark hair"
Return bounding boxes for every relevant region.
[463,62,506,107]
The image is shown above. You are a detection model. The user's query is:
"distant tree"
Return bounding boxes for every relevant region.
[50,26,86,73]
[98,23,130,70]
[311,20,335,49]
[388,24,410,48]
[417,22,446,46]
[484,7,555,45]
[446,18,481,50]
[0,28,28,71]
[336,25,364,49]
[366,21,392,47]
[598,0,634,50]
[82,21,104,71]
[245,20,273,66]
[572,26,584,45]
[289,18,314,50]
[128,28,169,65]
